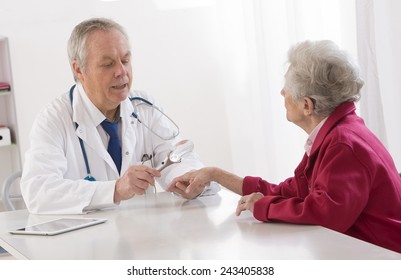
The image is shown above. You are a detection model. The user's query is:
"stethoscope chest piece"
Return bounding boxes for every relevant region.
[84,175,96,181]
[157,140,194,172]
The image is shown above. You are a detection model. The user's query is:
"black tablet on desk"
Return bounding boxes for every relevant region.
[9,217,107,236]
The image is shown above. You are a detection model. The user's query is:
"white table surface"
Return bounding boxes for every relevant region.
[0,189,400,260]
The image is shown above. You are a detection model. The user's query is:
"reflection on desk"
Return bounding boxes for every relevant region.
[0,189,400,260]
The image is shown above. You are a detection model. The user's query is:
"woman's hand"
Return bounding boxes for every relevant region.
[167,167,214,199]
[235,192,264,216]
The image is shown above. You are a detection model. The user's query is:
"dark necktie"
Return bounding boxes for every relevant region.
[101,120,122,174]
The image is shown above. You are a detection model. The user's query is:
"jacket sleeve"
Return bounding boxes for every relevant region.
[243,176,297,196]
[243,154,309,197]
[243,143,371,233]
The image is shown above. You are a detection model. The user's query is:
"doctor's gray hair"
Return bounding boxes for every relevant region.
[284,40,364,116]
[67,17,130,81]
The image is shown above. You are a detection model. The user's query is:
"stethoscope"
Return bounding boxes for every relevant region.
[69,85,187,181]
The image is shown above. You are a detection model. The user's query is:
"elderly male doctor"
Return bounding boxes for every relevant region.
[20,18,219,214]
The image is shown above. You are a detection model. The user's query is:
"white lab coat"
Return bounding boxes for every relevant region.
[21,84,219,214]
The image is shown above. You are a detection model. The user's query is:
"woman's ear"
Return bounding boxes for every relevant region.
[303,97,315,116]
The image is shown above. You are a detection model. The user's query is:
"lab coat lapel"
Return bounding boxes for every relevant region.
[72,87,120,175]
[74,123,115,171]
[120,98,136,173]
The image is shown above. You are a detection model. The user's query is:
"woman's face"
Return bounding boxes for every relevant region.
[280,87,306,127]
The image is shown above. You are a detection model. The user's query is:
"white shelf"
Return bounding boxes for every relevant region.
[0,36,22,212]
[0,143,17,148]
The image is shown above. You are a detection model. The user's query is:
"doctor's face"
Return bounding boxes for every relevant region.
[75,29,132,117]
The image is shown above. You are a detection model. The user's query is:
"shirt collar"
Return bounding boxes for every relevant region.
[304,117,328,156]
[77,83,121,126]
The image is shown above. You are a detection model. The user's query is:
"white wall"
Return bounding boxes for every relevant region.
[2,0,400,188]
[0,0,233,170]
[373,1,401,170]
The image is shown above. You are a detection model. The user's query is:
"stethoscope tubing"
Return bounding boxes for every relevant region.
[68,85,178,181]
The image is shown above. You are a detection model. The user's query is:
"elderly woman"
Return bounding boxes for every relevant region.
[168,40,401,254]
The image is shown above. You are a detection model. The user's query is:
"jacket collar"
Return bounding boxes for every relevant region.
[309,102,356,156]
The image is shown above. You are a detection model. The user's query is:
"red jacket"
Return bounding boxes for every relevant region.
[243,102,401,253]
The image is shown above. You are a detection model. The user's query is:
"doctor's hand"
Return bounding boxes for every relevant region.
[167,167,214,199]
[114,165,161,203]
[235,192,264,216]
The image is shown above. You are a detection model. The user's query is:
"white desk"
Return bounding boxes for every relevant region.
[0,189,400,260]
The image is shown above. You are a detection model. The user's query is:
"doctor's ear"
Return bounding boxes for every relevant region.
[303,97,315,116]
[72,60,84,81]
